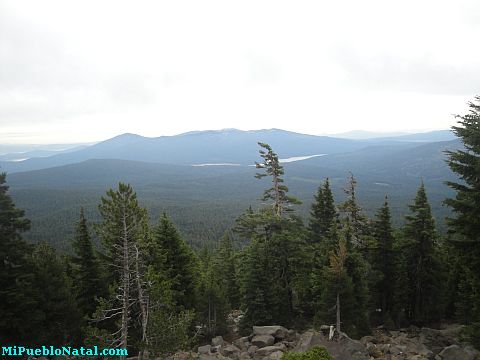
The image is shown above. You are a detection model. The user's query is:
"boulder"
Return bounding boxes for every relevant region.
[212,336,225,347]
[233,337,250,351]
[268,351,284,360]
[253,326,289,340]
[437,344,477,360]
[198,345,212,355]
[251,335,275,348]
[389,344,407,355]
[220,345,241,359]
[293,330,324,352]
[199,354,229,360]
[255,345,286,358]
[286,329,299,342]
[366,343,382,358]
[171,351,199,360]
[247,346,258,357]
[239,352,251,360]
[419,327,459,355]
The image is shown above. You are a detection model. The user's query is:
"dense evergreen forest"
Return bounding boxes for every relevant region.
[1,98,479,359]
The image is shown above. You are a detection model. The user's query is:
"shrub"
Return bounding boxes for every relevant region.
[281,346,333,360]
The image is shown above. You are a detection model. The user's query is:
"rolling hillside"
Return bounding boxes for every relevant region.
[5,130,460,251]
[0,129,454,173]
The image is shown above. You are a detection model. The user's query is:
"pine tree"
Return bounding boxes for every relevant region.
[144,235,194,358]
[236,142,308,329]
[151,212,198,310]
[371,197,396,325]
[0,172,40,344]
[400,183,443,325]
[238,238,273,332]
[255,142,301,216]
[339,173,370,248]
[71,208,104,319]
[214,232,239,309]
[31,242,82,344]
[314,229,361,337]
[197,250,229,338]
[93,183,148,352]
[309,178,338,244]
[444,96,480,346]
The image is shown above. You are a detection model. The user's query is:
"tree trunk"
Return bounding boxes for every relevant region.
[336,292,341,334]
[135,245,148,360]
[121,211,130,357]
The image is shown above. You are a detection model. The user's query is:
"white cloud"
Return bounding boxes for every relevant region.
[0,0,477,143]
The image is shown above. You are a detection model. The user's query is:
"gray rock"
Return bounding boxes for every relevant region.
[220,345,241,359]
[251,335,275,348]
[286,329,299,342]
[437,344,477,360]
[239,351,251,360]
[268,351,284,360]
[293,330,324,352]
[199,354,229,360]
[212,336,225,347]
[339,336,365,355]
[233,337,250,351]
[389,344,407,355]
[198,345,212,355]
[247,345,258,356]
[255,345,286,358]
[253,326,289,340]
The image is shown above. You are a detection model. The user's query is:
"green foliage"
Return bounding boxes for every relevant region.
[370,198,396,324]
[255,142,302,216]
[71,208,104,319]
[0,172,39,345]
[151,212,199,310]
[238,143,309,330]
[196,249,229,338]
[308,178,338,244]
[282,347,333,360]
[339,173,371,248]
[397,183,444,325]
[147,309,196,357]
[445,96,480,347]
[30,242,82,344]
[213,232,240,309]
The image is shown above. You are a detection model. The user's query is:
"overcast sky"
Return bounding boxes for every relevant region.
[1,0,479,144]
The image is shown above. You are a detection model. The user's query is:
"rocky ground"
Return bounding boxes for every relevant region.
[170,324,479,360]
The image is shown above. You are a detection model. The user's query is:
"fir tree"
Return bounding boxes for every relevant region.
[308,178,338,244]
[197,250,229,338]
[444,95,480,346]
[214,232,239,309]
[93,183,148,352]
[255,142,301,216]
[31,242,82,344]
[151,212,198,310]
[0,172,40,344]
[238,239,272,332]
[237,142,308,329]
[71,208,104,319]
[339,173,370,248]
[400,183,443,325]
[371,197,396,325]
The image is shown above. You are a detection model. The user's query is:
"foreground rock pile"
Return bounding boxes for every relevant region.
[183,325,479,360]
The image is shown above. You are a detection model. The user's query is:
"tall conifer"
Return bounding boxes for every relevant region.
[445,96,480,346]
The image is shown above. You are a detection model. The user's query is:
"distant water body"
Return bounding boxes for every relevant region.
[192,154,326,167]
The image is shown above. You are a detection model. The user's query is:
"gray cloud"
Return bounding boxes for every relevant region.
[335,48,480,96]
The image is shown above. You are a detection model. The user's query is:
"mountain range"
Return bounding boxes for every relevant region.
[1,128,460,250]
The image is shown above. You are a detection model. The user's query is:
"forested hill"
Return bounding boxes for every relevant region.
[5,130,460,251]
[0,128,455,173]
